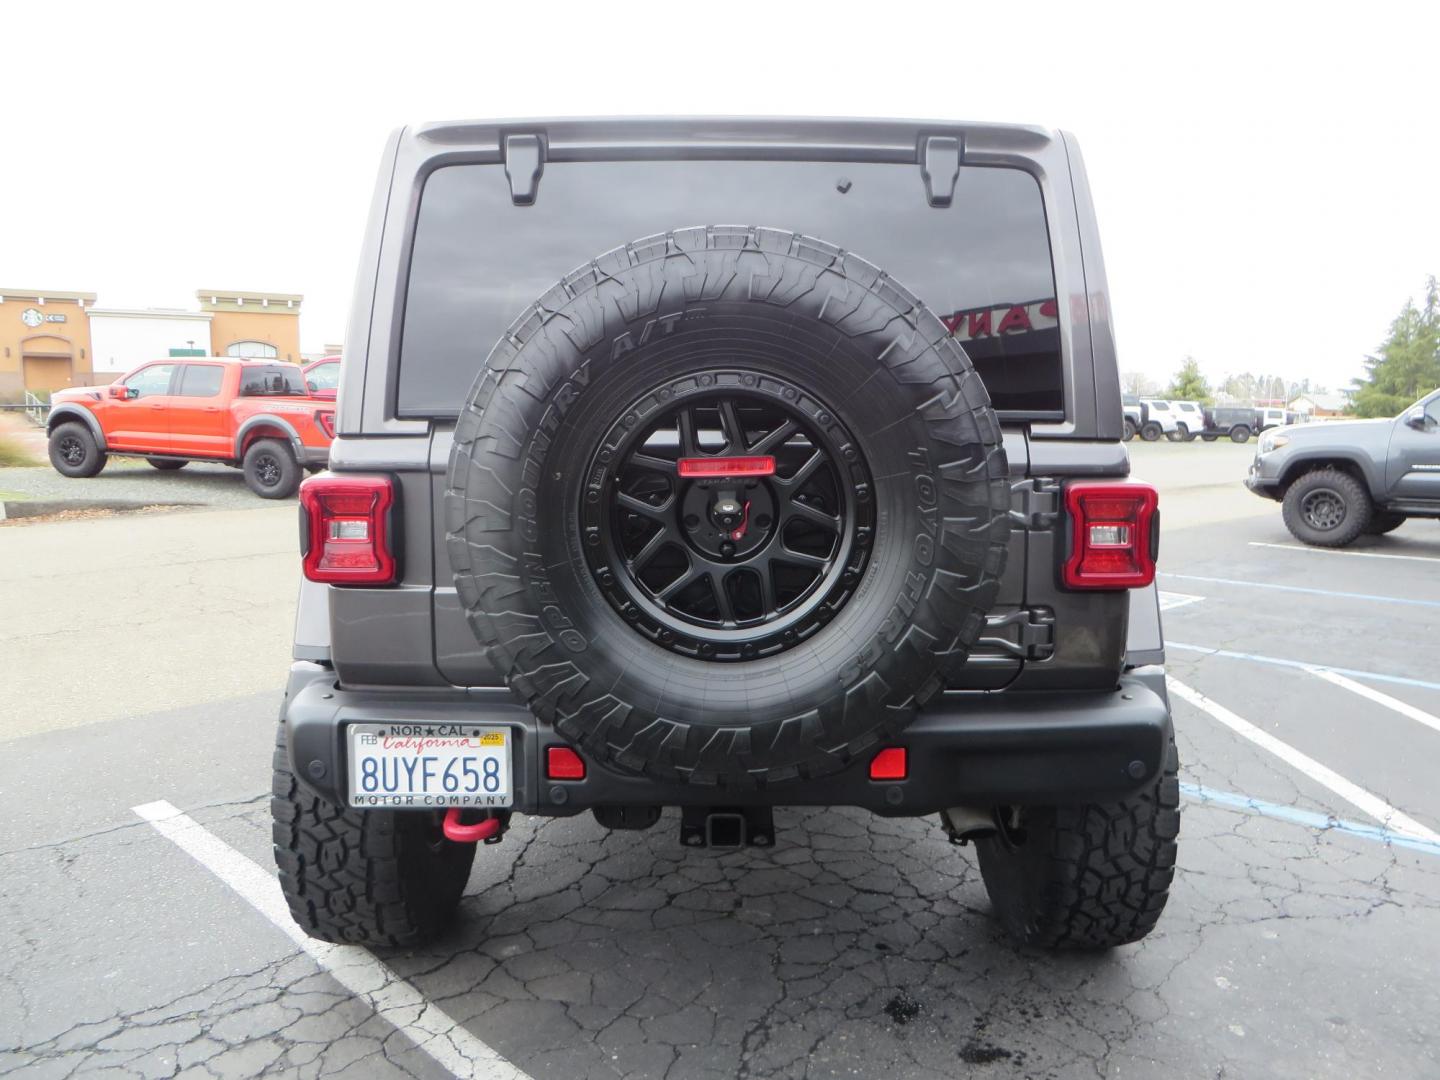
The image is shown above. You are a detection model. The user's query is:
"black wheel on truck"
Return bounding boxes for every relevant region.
[1139,422,1162,442]
[1364,511,1406,535]
[1200,433,1218,442]
[976,738,1180,949]
[1123,419,1137,442]
[1281,467,1372,547]
[48,421,107,478]
[447,226,1010,787]
[243,438,301,499]
[146,457,189,470]
[1229,425,1251,443]
[271,723,476,946]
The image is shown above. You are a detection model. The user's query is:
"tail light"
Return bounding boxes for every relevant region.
[677,455,776,478]
[1062,481,1159,590]
[315,410,336,439]
[299,473,397,585]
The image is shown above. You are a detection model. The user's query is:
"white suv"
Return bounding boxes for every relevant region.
[1139,399,1180,441]
[1171,401,1204,442]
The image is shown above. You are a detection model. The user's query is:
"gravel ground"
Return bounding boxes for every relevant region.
[0,460,284,509]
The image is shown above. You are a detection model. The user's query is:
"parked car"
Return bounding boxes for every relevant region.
[1122,394,1144,441]
[1170,400,1204,441]
[274,117,1177,953]
[46,358,333,498]
[1200,405,1261,443]
[1245,388,1440,545]
[1138,398,1181,441]
[1258,407,1288,430]
[303,355,341,401]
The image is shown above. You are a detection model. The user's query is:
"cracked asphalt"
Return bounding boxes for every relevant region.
[3,442,1440,1079]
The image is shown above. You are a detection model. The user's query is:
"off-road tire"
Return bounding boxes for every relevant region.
[1282,468,1372,547]
[271,723,475,946]
[1166,425,1187,443]
[1123,419,1137,442]
[1365,511,1406,536]
[1229,425,1251,444]
[447,226,1010,787]
[146,458,188,470]
[243,438,301,499]
[1201,434,1218,442]
[1140,422,1162,442]
[48,421,107,478]
[976,738,1180,949]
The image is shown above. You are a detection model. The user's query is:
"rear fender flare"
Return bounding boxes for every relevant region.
[47,404,107,450]
[235,415,303,462]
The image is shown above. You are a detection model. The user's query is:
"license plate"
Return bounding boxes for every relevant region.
[347,723,513,808]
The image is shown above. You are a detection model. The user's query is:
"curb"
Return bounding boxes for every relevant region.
[0,498,196,521]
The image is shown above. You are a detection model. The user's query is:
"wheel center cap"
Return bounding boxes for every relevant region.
[682,480,774,560]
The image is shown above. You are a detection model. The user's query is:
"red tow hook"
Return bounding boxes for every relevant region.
[443,808,501,843]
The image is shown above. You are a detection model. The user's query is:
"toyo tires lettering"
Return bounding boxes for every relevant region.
[909,448,938,568]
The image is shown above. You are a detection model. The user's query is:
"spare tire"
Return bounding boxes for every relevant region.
[447,227,1009,786]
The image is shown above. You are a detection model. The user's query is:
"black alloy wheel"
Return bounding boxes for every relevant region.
[57,434,86,467]
[1300,486,1347,532]
[254,452,283,488]
[582,377,874,662]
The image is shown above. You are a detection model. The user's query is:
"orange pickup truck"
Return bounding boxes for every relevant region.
[46,358,334,498]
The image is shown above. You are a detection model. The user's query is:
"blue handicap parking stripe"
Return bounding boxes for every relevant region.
[1181,782,1440,859]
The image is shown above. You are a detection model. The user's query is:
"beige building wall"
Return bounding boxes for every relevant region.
[0,290,97,397]
[199,291,303,363]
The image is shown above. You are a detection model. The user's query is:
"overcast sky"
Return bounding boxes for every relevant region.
[2,1,1435,393]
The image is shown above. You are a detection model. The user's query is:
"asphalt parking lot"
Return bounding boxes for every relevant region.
[3,439,1438,1079]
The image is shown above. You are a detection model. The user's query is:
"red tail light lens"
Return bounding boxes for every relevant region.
[299,474,397,585]
[1062,481,1159,589]
[677,455,776,478]
[315,410,336,439]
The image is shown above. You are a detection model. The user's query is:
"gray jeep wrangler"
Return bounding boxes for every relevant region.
[1245,390,1440,546]
[274,117,1178,951]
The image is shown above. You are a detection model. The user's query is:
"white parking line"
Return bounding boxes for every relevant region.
[1160,572,1440,610]
[1307,667,1440,737]
[1168,642,1440,693]
[1249,541,1440,564]
[1158,590,1205,612]
[132,801,532,1080]
[1166,679,1440,844]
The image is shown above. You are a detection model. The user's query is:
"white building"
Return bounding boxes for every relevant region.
[86,308,215,381]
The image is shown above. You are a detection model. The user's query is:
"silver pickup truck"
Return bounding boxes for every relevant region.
[1245,389,1440,545]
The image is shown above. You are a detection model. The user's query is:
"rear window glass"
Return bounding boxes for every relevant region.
[239,366,305,396]
[398,160,1062,417]
[177,364,224,398]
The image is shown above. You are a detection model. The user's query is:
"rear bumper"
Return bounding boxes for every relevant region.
[281,663,1173,816]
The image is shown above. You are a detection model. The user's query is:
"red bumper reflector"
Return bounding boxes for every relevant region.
[869,747,907,781]
[546,746,586,780]
[677,455,776,478]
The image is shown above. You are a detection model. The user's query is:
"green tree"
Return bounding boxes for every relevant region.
[1352,277,1440,418]
[1166,356,1212,403]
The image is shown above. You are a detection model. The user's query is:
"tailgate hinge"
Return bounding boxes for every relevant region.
[919,134,964,207]
[504,133,546,206]
[978,608,1056,661]
[1008,478,1061,530]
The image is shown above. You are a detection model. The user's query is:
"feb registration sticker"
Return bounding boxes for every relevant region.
[348,724,512,808]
